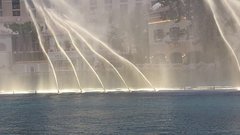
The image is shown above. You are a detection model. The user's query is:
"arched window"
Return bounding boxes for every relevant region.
[169,24,180,42]
[154,27,164,42]
[170,52,182,63]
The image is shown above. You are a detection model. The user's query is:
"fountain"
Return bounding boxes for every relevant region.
[3,1,240,134]
[0,0,240,94]
[25,0,155,93]
[24,0,59,92]
[206,0,240,72]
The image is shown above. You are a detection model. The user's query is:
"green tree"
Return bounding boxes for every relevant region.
[107,26,125,52]
[128,5,149,63]
[4,21,43,61]
[156,0,239,64]
[106,4,149,64]
[157,0,215,51]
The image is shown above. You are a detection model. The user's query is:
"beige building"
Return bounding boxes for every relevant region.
[47,0,150,70]
[0,0,150,72]
[74,0,147,17]
[0,32,12,72]
[0,0,49,73]
[147,1,203,65]
[0,0,28,17]
[0,0,31,32]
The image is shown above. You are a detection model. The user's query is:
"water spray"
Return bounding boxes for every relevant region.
[46,9,132,92]
[66,19,156,91]
[24,0,59,92]
[53,0,155,90]
[44,15,82,93]
[223,0,240,29]
[40,7,106,92]
[206,0,240,73]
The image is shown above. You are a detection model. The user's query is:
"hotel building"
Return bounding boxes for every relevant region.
[0,0,150,73]
[146,0,203,67]
[0,0,49,73]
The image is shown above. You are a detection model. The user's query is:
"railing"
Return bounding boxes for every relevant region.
[48,51,80,59]
[136,64,183,69]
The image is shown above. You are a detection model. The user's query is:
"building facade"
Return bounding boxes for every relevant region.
[147,0,203,66]
[0,0,49,73]
[0,0,150,73]
[47,0,149,70]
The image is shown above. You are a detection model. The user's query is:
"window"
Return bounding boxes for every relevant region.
[186,23,193,40]
[13,11,20,16]
[0,0,2,9]
[90,0,97,6]
[154,28,164,42]
[120,0,127,2]
[105,0,112,4]
[169,25,180,41]
[12,0,20,9]
[27,0,35,8]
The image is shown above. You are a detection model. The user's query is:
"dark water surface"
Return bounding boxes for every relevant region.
[1,91,240,134]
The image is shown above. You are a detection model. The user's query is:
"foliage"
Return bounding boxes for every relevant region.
[157,0,205,22]
[5,21,42,43]
[107,26,125,51]
[128,6,149,63]
[157,0,180,21]
[4,21,44,62]
[157,0,215,51]
[106,5,149,63]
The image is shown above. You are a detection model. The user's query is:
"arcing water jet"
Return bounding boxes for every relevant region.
[45,0,155,90]
[24,0,59,92]
[206,0,240,73]
[44,8,131,91]
[34,4,106,91]
[44,14,82,92]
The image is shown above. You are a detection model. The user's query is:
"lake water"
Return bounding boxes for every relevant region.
[1,90,240,134]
